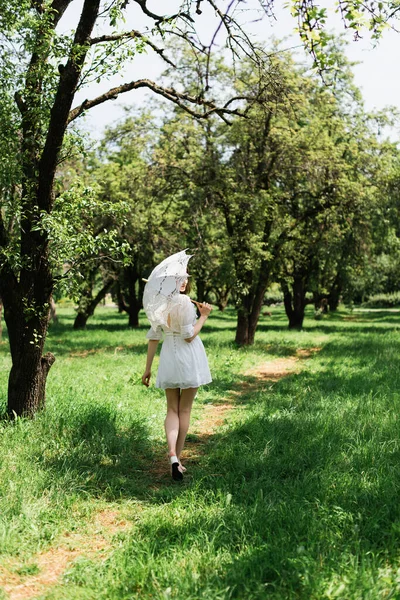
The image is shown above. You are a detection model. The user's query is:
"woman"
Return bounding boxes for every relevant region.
[142,279,212,481]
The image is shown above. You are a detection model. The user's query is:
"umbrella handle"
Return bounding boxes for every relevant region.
[190,299,203,309]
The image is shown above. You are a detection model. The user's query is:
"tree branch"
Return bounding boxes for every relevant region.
[31,0,44,13]
[50,0,73,27]
[131,0,194,24]
[68,79,245,125]
[38,0,101,212]
[14,91,27,115]
[90,29,176,67]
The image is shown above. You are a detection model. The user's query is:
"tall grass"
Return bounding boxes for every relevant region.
[1,306,400,599]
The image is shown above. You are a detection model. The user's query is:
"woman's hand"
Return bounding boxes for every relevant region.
[142,369,151,387]
[199,302,212,318]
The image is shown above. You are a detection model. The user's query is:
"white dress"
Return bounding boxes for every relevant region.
[146,295,212,390]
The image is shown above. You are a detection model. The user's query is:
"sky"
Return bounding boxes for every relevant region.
[62,1,400,138]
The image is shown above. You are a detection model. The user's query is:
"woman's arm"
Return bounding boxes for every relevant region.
[142,339,159,386]
[185,303,212,343]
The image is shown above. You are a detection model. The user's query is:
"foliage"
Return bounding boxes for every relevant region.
[1,0,400,416]
[90,42,400,337]
[361,292,400,308]
[1,0,281,415]
[43,182,131,300]
[290,0,400,69]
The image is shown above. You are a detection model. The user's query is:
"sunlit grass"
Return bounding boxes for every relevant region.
[1,305,400,598]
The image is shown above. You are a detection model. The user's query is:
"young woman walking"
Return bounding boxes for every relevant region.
[142,278,212,481]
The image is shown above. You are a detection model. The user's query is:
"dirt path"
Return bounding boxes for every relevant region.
[0,510,132,600]
[152,346,321,477]
[0,348,319,600]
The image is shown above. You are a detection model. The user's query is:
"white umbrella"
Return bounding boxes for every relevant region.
[143,249,193,329]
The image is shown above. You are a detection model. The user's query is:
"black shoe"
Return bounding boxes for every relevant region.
[171,462,183,481]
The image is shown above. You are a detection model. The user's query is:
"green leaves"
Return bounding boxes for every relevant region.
[289,0,400,70]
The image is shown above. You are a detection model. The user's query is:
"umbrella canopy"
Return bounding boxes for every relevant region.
[143,250,193,328]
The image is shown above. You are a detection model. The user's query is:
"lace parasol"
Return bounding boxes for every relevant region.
[143,250,193,329]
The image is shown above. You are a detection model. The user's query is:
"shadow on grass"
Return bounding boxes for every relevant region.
[37,404,157,500]
[112,328,400,598]
[0,324,151,360]
[3,307,400,598]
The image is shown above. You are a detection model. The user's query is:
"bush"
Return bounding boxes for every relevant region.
[263,290,284,305]
[361,292,400,308]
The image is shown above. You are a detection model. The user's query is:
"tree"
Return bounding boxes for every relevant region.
[1,0,398,416]
[215,40,389,337]
[0,0,267,416]
[146,108,236,308]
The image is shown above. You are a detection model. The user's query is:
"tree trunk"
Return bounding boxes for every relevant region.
[0,0,102,417]
[235,290,265,346]
[49,295,58,323]
[196,278,206,303]
[313,292,328,313]
[116,283,125,313]
[73,278,115,329]
[313,291,320,311]
[248,272,271,343]
[118,265,143,328]
[328,284,341,311]
[73,311,89,330]
[282,278,306,330]
[234,263,271,345]
[7,323,55,417]
[235,308,251,345]
[215,287,230,311]
[126,267,141,328]
[1,272,55,417]
[128,308,140,328]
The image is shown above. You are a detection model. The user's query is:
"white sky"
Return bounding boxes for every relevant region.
[62,1,400,138]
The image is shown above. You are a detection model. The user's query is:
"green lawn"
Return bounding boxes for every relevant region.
[1,306,400,599]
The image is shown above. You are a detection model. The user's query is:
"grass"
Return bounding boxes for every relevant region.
[1,305,400,598]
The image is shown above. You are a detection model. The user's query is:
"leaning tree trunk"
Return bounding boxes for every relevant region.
[74,278,115,329]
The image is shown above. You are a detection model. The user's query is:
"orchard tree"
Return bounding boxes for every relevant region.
[53,152,130,329]
[71,112,159,329]
[0,0,269,417]
[148,107,235,306]
[0,0,398,415]
[218,42,385,338]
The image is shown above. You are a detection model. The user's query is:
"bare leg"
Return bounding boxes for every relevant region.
[176,387,198,460]
[164,388,180,458]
